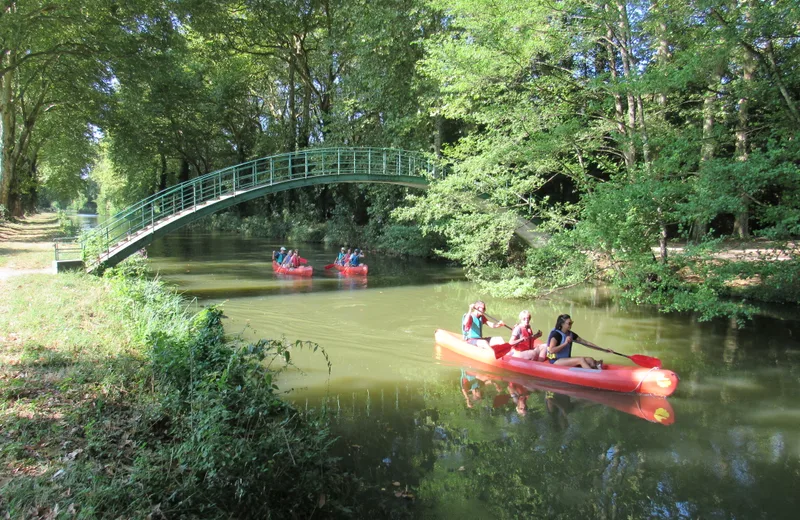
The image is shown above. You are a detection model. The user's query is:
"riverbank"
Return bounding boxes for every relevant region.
[0,216,408,518]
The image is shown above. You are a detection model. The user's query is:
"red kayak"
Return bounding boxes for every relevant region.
[434,329,678,397]
[459,367,674,425]
[272,261,313,277]
[333,264,368,276]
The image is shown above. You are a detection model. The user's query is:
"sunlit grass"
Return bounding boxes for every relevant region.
[0,273,135,357]
[0,243,53,269]
[0,212,63,270]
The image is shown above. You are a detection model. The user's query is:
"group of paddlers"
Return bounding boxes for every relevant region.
[333,246,364,267]
[462,300,603,370]
[272,246,303,269]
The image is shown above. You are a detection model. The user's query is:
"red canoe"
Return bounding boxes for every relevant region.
[460,367,674,425]
[434,329,678,397]
[333,264,368,275]
[272,261,313,277]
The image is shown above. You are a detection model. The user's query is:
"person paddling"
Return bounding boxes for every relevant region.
[281,249,295,269]
[546,314,603,369]
[274,246,287,264]
[335,247,347,266]
[462,300,505,349]
[508,310,546,361]
[349,248,363,267]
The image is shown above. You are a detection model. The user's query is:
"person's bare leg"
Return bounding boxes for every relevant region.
[554,357,592,369]
[512,350,537,360]
[488,336,505,346]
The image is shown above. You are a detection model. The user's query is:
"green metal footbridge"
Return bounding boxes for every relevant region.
[78,147,438,272]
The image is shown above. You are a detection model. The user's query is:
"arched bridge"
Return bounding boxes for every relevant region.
[83,147,438,271]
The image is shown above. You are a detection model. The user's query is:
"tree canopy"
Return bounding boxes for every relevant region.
[1,0,797,319]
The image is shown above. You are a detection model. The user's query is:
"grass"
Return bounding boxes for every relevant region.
[0,213,63,270]
[0,215,407,519]
[0,272,147,508]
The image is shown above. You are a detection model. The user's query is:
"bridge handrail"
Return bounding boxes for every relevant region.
[83,147,439,268]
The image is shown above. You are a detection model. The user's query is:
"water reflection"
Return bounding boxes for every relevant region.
[457,367,674,425]
[333,272,368,291]
[144,229,800,518]
[272,274,314,293]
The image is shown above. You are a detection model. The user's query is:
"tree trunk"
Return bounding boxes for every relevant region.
[434,114,443,159]
[734,51,756,238]
[605,21,629,168]
[615,0,637,171]
[0,53,15,211]
[694,72,721,242]
[288,55,297,152]
[300,80,311,148]
[179,158,190,184]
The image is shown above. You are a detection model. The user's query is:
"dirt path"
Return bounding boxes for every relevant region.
[0,213,62,277]
[655,240,798,262]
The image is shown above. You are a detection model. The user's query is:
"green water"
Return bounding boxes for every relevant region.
[146,231,800,518]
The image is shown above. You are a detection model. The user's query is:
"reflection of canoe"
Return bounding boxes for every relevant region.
[465,368,674,425]
[333,264,368,276]
[272,261,313,277]
[434,329,679,397]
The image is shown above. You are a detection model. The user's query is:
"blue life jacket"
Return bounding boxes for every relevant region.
[547,329,573,361]
[462,313,484,340]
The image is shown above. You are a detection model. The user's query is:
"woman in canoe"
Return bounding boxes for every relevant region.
[508,310,546,361]
[462,301,505,349]
[281,249,296,269]
[546,314,603,369]
[335,247,347,265]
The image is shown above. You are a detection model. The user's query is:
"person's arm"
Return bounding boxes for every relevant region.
[548,334,572,355]
[509,326,524,346]
[487,316,505,329]
[460,380,473,408]
[575,338,600,349]
[463,314,473,335]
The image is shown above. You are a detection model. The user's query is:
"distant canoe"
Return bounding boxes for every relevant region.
[272,261,313,277]
[333,264,368,276]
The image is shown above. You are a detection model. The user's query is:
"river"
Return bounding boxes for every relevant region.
[134,228,800,517]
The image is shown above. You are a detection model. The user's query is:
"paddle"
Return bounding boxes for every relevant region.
[468,311,517,359]
[485,310,662,368]
[324,263,336,269]
[484,311,542,360]
[579,343,662,369]
[298,256,308,265]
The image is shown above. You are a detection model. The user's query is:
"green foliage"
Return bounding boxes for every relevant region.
[374,223,445,257]
[55,210,80,238]
[0,258,376,518]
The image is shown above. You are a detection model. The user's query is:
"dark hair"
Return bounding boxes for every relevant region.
[554,314,571,331]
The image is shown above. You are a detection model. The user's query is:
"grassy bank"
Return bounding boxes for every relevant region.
[0,220,408,518]
[0,213,64,271]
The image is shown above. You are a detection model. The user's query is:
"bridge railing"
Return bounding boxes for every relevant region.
[83,147,438,268]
